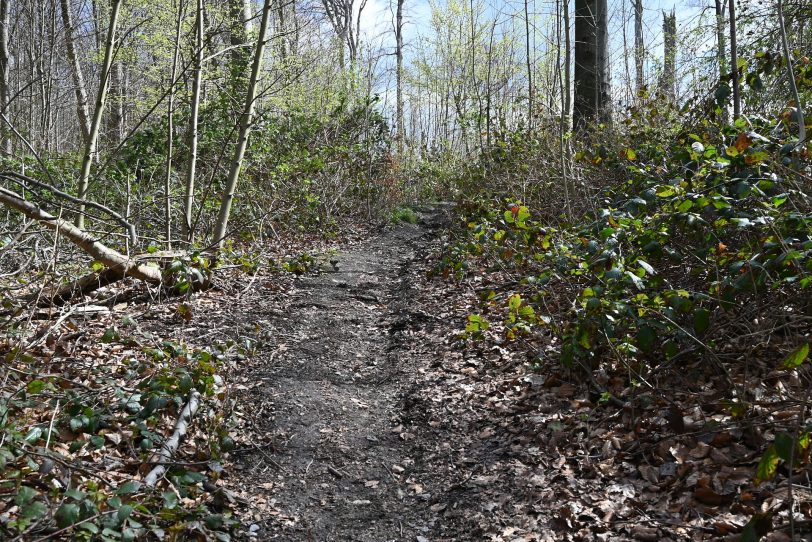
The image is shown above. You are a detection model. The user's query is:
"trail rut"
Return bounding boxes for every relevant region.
[231,206,450,541]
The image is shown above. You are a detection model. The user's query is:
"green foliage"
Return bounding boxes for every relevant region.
[391,206,418,224]
[0,333,239,540]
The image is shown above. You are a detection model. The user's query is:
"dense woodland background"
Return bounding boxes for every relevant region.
[0,0,810,538]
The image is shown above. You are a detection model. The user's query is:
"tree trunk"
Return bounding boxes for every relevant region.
[395,0,404,155]
[633,0,643,94]
[211,0,273,248]
[563,0,571,128]
[75,0,121,230]
[524,0,533,129]
[777,0,805,150]
[660,10,676,101]
[0,0,10,156]
[728,0,740,119]
[165,0,184,247]
[108,61,124,146]
[573,0,610,130]
[183,0,204,243]
[59,0,91,143]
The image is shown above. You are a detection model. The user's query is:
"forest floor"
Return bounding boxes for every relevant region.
[5,204,805,540]
[202,205,799,542]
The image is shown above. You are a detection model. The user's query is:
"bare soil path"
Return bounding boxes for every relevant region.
[229,205,452,541]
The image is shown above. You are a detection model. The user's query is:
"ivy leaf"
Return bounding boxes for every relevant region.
[637,325,657,353]
[55,502,81,528]
[26,380,46,394]
[754,445,780,486]
[782,343,809,369]
[466,314,489,333]
[693,308,710,335]
[774,432,794,464]
[115,481,141,495]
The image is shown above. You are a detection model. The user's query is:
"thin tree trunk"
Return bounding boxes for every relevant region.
[211,0,272,248]
[563,0,571,128]
[74,0,121,230]
[777,0,805,149]
[714,0,728,121]
[728,0,740,119]
[633,0,643,94]
[59,0,91,143]
[164,0,184,246]
[524,0,533,129]
[0,0,10,156]
[183,0,204,243]
[395,0,404,155]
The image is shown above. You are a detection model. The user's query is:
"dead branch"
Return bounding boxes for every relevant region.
[0,186,161,284]
[143,390,201,487]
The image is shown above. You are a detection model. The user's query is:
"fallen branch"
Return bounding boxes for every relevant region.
[0,186,161,283]
[143,390,201,487]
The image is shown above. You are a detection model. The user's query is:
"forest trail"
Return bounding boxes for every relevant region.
[229,205,452,541]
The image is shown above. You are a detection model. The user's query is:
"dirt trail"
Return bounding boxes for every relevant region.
[232,206,451,541]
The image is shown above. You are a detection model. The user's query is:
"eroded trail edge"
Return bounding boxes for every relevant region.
[229,206,451,541]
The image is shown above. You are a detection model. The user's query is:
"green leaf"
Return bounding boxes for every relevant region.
[90,260,105,273]
[782,343,809,369]
[774,432,794,463]
[117,504,134,524]
[637,325,657,353]
[162,491,178,509]
[466,314,489,333]
[27,380,46,393]
[508,294,522,311]
[116,480,141,495]
[55,502,81,528]
[693,308,710,335]
[754,445,780,486]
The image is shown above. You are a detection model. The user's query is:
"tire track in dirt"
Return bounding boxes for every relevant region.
[232,206,451,541]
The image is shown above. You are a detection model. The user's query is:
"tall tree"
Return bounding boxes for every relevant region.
[183,0,204,242]
[60,0,91,143]
[75,0,122,229]
[0,0,10,155]
[660,10,676,101]
[573,0,610,129]
[633,0,643,93]
[211,0,273,248]
[395,0,404,155]
[728,0,740,118]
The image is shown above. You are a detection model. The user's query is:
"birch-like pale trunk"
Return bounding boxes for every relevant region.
[211,0,272,248]
[164,0,184,246]
[777,0,806,149]
[183,0,204,243]
[728,0,740,119]
[395,0,404,155]
[75,0,122,230]
[0,0,10,156]
[60,0,91,143]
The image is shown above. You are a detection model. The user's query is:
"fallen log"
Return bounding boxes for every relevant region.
[143,390,201,487]
[0,186,162,283]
